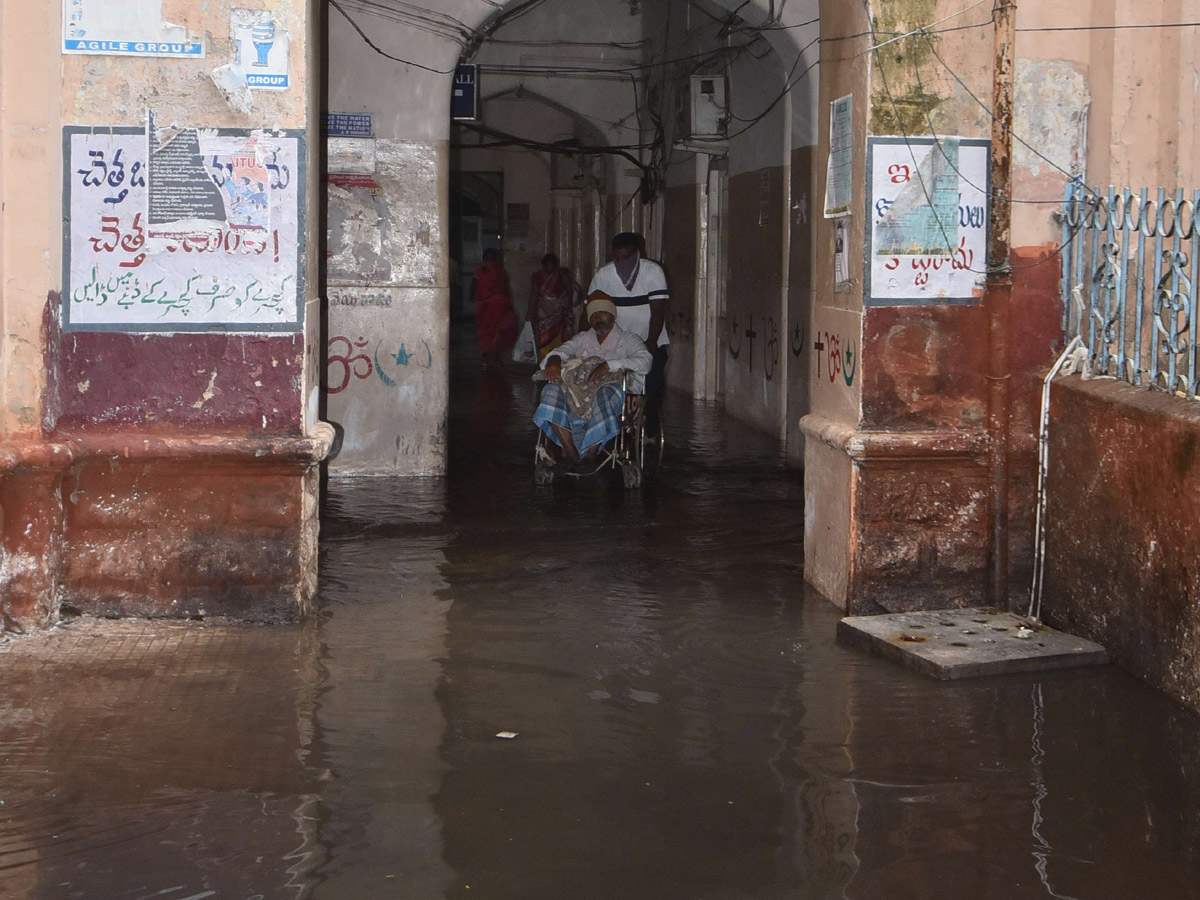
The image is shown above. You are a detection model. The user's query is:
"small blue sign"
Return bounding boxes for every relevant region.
[247,73,290,89]
[325,113,374,138]
[63,39,204,56]
[451,65,478,121]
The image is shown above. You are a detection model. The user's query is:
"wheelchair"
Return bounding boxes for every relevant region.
[533,370,663,489]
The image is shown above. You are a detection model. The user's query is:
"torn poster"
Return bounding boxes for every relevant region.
[63,0,205,57]
[232,10,291,90]
[63,124,305,332]
[866,136,990,306]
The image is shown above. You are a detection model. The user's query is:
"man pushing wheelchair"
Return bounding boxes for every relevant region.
[532,292,653,476]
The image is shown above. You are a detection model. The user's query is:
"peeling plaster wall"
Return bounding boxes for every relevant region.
[324,140,449,475]
[51,0,317,434]
[0,0,323,627]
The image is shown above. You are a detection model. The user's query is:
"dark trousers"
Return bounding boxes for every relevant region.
[646,346,668,433]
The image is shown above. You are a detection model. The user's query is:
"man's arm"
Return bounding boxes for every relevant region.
[541,331,583,372]
[645,300,666,351]
[605,332,654,375]
[643,263,669,350]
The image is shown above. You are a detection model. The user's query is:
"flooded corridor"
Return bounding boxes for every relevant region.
[2,348,1200,899]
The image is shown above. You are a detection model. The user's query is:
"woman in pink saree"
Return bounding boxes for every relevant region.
[471,248,518,368]
[528,254,578,362]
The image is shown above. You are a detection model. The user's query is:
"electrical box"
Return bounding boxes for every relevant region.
[690,75,728,139]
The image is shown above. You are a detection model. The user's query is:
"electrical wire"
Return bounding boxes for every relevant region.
[337,0,475,44]
[486,38,648,49]
[871,18,1098,276]
[329,0,460,72]
[1018,20,1200,32]
[918,30,1098,201]
[867,0,991,52]
[726,34,820,125]
[907,34,1065,206]
[479,43,748,77]
[869,18,996,277]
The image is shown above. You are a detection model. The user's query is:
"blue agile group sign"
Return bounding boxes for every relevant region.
[452,65,479,121]
[64,39,204,55]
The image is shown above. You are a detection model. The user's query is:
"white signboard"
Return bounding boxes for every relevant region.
[866,136,989,306]
[232,11,291,90]
[824,94,853,218]
[63,0,205,57]
[63,125,305,332]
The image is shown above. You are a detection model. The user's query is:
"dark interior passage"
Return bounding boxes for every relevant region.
[0,343,1199,898]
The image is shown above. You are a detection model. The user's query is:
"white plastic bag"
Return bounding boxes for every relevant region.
[511,321,537,364]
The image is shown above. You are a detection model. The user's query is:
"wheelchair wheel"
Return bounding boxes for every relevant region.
[621,460,643,489]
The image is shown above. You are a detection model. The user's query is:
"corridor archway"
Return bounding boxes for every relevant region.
[321,0,874,607]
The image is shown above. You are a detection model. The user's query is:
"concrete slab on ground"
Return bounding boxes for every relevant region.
[837,608,1109,680]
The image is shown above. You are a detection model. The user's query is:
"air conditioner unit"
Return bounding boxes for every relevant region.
[690,75,728,139]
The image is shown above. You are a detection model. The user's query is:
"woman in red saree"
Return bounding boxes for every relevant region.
[471,249,518,367]
[528,254,577,362]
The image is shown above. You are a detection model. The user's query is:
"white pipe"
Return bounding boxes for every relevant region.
[1028,335,1087,622]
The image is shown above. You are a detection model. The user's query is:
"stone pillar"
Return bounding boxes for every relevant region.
[0,0,330,626]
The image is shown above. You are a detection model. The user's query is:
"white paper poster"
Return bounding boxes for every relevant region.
[866,136,989,305]
[232,11,291,90]
[824,94,853,218]
[63,0,204,57]
[63,125,304,332]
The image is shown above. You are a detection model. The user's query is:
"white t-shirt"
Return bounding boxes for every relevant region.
[588,258,670,347]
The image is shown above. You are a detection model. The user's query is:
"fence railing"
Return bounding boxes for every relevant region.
[1062,182,1200,398]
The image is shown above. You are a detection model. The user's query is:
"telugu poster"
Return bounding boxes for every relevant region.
[63,124,304,332]
[866,136,989,305]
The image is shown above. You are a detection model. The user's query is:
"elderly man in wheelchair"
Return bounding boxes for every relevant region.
[532,292,653,485]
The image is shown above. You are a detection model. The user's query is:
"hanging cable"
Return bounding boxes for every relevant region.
[329,0,460,72]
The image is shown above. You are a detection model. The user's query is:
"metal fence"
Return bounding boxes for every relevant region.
[1062,182,1200,398]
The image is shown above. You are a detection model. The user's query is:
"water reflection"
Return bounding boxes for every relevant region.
[0,344,1199,898]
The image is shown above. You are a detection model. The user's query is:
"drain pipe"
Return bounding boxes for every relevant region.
[985,0,1017,607]
[1027,334,1088,622]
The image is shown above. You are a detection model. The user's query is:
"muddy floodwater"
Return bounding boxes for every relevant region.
[2,349,1200,899]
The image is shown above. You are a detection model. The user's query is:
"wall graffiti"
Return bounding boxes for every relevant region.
[790,322,805,358]
[730,315,784,381]
[764,317,780,381]
[328,335,433,393]
[327,337,372,394]
[813,330,857,387]
[329,288,391,308]
[64,125,304,332]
